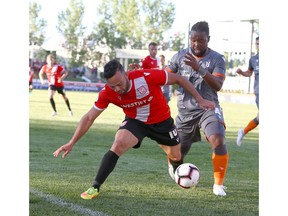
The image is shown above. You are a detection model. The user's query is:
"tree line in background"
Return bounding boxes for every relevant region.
[29,0,185,71]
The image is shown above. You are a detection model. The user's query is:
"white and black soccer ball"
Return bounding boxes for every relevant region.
[174,163,200,189]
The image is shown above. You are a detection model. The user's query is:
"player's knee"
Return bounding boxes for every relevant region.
[111,140,133,156]
[208,134,224,149]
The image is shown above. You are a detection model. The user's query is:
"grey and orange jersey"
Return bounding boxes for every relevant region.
[167,47,226,115]
[249,53,259,95]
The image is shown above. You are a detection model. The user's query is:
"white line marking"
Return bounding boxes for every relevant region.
[30,188,108,216]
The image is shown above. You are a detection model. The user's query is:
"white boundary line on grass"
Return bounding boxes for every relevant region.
[30,188,108,216]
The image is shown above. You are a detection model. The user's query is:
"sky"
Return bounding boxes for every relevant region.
[34,0,260,53]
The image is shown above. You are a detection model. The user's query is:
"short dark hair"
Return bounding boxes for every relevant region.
[103,59,125,79]
[191,21,209,36]
[148,42,158,48]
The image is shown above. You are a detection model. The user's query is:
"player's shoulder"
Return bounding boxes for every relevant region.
[142,55,151,62]
[177,47,189,55]
[127,69,144,77]
[127,69,160,78]
[251,53,259,59]
[172,48,189,59]
[53,63,62,67]
[208,49,226,62]
[54,64,65,70]
[209,48,222,57]
[40,64,48,71]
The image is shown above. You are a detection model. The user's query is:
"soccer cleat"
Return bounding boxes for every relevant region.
[81,187,100,200]
[51,111,57,117]
[168,158,175,180]
[69,111,73,116]
[236,129,245,146]
[213,184,227,196]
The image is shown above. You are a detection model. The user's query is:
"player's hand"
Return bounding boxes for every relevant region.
[53,143,73,158]
[183,52,200,71]
[129,63,140,70]
[236,68,242,75]
[197,98,215,110]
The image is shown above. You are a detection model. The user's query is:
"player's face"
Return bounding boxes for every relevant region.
[47,57,55,67]
[149,45,158,58]
[255,39,259,53]
[106,70,130,95]
[190,31,210,57]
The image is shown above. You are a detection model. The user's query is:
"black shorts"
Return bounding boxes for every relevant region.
[118,117,180,149]
[49,85,65,95]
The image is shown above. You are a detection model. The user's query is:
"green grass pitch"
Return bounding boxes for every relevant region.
[29,90,259,216]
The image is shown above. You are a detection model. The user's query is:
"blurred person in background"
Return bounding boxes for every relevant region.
[159,54,172,103]
[29,66,34,95]
[39,54,73,117]
[236,36,259,146]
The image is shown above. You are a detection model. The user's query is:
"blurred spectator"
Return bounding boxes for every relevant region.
[91,67,98,81]
[29,66,35,94]
[80,66,86,77]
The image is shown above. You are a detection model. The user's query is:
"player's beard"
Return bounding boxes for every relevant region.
[191,47,207,57]
[121,78,130,94]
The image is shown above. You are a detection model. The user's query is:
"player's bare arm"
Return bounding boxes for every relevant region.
[128,63,140,70]
[59,70,69,83]
[53,107,103,158]
[61,70,68,79]
[167,72,215,110]
[184,52,224,91]
[236,68,253,77]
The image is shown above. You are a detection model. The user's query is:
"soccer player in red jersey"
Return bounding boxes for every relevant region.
[129,42,171,103]
[29,66,34,94]
[129,42,160,70]
[53,59,215,199]
[140,41,160,69]
[39,54,73,117]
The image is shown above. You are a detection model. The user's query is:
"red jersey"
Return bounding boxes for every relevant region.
[140,56,160,69]
[94,69,170,124]
[40,64,65,87]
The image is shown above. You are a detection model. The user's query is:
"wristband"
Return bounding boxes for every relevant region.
[198,66,207,77]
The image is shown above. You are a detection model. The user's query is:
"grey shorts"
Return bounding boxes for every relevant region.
[175,107,226,143]
[118,117,180,149]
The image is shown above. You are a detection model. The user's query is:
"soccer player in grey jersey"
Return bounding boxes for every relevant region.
[166,21,229,196]
[236,36,259,146]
